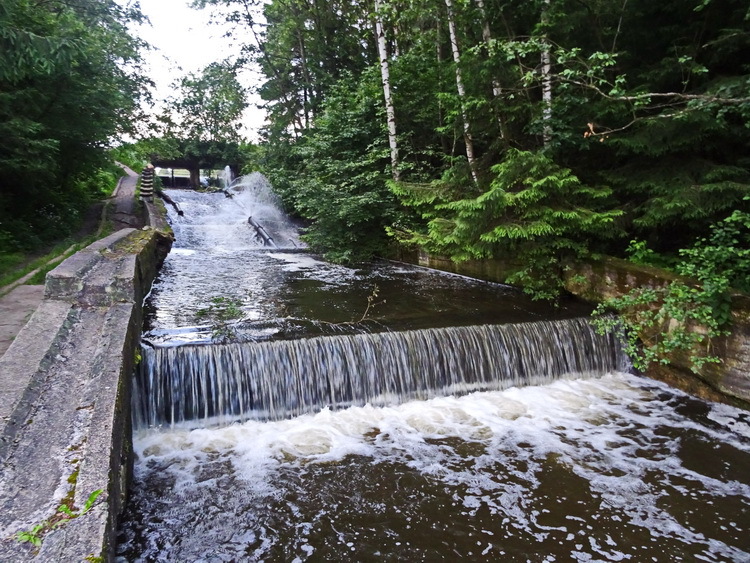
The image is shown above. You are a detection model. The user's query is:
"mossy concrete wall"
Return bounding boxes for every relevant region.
[562,256,750,407]
[0,217,172,561]
[401,250,750,408]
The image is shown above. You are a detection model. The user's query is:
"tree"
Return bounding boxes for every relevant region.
[265,70,406,262]
[166,62,248,144]
[0,0,148,251]
[196,0,749,273]
[391,149,621,298]
[374,0,401,181]
[444,0,479,185]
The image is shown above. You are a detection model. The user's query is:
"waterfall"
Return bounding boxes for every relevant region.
[133,317,627,429]
[165,172,303,250]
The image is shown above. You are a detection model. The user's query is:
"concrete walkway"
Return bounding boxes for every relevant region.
[111,163,142,231]
[0,286,45,357]
[0,164,143,359]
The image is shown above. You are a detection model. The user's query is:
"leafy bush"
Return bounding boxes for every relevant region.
[391,149,622,299]
[593,207,750,372]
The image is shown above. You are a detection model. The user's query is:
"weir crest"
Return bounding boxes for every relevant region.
[134,317,628,429]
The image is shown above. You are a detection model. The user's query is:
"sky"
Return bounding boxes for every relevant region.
[130,0,265,140]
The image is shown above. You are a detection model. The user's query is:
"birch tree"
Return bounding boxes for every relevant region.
[374,0,400,181]
[474,0,509,142]
[444,0,479,185]
[540,0,553,146]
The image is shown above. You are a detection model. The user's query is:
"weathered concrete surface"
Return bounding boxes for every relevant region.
[0,285,46,357]
[403,249,523,285]
[0,226,172,562]
[110,163,145,231]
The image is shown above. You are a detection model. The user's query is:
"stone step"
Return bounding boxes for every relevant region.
[44,229,136,305]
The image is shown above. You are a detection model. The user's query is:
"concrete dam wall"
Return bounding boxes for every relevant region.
[0,222,172,562]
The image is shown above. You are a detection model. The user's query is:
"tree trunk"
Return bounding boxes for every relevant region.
[445,0,479,185]
[436,21,451,154]
[474,0,510,144]
[374,0,401,181]
[541,0,553,146]
[189,167,201,190]
[296,30,312,128]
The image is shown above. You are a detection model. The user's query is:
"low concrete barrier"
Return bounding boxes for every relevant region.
[0,218,172,561]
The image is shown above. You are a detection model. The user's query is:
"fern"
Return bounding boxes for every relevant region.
[391,149,622,298]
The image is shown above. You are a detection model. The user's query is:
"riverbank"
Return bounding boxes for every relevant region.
[0,164,145,358]
[405,250,750,409]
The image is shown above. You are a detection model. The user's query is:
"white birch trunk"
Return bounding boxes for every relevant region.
[374,0,400,181]
[445,0,479,185]
[541,0,553,146]
[474,0,508,139]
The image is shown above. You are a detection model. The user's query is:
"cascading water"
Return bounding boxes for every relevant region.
[118,176,750,561]
[167,171,301,251]
[219,165,233,190]
[133,318,627,429]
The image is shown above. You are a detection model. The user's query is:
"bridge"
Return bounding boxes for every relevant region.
[148,139,245,189]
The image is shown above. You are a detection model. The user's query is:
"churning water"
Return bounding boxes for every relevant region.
[118,175,750,561]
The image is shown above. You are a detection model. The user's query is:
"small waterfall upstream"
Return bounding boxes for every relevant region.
[134,318,626,429]
[119,176,750,562]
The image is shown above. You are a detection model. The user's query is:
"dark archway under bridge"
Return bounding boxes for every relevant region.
[150,156,241,189]
[148,139,246,189]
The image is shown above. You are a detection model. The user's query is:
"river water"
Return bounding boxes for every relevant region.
[117,176,750,561]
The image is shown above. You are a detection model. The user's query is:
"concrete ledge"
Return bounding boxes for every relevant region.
[0,227,172,562]
[45,229,137,304]
[0,300,74,462]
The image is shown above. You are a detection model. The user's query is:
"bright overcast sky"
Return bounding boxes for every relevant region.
[128,0,265,140]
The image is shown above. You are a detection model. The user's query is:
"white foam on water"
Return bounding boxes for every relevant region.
[164,173,302,251]
[126,373,750,561]
[267,252,333,272]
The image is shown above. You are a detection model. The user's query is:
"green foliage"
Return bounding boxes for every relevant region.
[626,240,662,267]
[196,296,245,342]
[624,239,676,269]
[110,144,146,172]
[677,208,750,296]
[198,0,750,302]
[265,71,406,262]
[15,523,45,547]
[592,283,727,372]
[0,0,147,253]
[14,489,103,548]
[164,62,247,144]
[593,208,750,372]
[0,241,75,289]
[392,149,621,298]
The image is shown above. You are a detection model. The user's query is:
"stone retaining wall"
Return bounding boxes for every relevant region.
[402,250,750,408]
[562,256,750,407]
[0,215,172,561]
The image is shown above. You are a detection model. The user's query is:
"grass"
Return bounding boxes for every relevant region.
[0,231,111,294]
[0,253,26,278]
[0,193,120,293]
[0,242,76,287]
